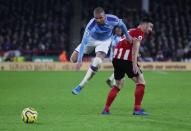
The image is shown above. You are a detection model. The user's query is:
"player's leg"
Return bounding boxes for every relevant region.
[130,69,148,115]
[71,42,95,95]
[86,39,112,87]
[102,79,124,114]
[125,62,147,115]
[102,59,125,114]
[78,51,105,88]
[106,73,115,87]
[132,74,146,109]
[72,38,111,95]
[106,49,115,87]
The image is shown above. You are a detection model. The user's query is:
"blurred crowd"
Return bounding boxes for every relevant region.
[0,0,72,61]
[147,0,191,61]
[0,0,190,62]
[81,0,191,61]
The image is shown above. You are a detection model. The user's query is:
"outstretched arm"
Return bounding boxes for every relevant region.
[77,18,95,62]
[75,19,94,70]
[118,19,132,42]
[77,30,90,62]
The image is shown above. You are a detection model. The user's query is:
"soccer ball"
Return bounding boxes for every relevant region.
[21,107,38,123]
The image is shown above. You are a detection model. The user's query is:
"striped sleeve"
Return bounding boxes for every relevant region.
[77,19,95,62]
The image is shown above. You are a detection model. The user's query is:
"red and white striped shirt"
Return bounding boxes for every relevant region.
[113,28,144,61]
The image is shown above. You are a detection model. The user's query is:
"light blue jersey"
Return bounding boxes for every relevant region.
[109,35,122,60]
[77,14,130,62]
[111,35,122,48]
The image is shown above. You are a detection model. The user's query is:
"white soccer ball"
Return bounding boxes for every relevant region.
[21,107,38,123]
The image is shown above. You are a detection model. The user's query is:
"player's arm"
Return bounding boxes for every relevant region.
[132,38,141,74]
[77,30,89,62]
[75,28,90,71]
[77,20,93,63]
[107,15,131,42]
[118,19,132,42]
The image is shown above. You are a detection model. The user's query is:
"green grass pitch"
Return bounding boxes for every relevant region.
[0,71,191,131]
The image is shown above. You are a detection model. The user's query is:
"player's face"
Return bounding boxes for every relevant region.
[94,13,105,25]
[145,23,153,34]
[115,27,122,36]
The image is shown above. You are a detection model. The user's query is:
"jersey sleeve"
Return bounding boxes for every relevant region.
[118,19,131,40]
[106,14,131,40]
[77,19,95,62]
[129,29,144,41]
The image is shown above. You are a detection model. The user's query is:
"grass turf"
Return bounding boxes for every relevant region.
[0,71,191,131]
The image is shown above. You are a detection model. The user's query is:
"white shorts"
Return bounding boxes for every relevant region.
[75,37,112,55]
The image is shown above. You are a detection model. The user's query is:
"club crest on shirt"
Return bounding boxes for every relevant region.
[138,36,143,40]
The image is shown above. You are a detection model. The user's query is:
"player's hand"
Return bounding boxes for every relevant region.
[133,63,139,74]
[75,62,82,71]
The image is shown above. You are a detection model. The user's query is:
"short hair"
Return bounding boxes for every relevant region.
[140,17,153,24]
[93,7,105,15]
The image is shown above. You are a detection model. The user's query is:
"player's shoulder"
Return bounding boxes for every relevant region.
[106,14,119,22]
[129,28,144,38]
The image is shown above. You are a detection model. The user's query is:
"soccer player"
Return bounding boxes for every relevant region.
[71,7,132,95]
[106,26,123,87]
[102,18,153,115]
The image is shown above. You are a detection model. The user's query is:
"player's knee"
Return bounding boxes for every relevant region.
[137,80,146,85]
[141,78,146,85]
[92,57,102,67]
[116,84,123,89]
[90,57,103,72]
[116,80,124,89]
[136,74,146,85]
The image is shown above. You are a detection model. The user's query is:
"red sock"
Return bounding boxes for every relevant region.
[134,84,145,111]
[104,86,120,112]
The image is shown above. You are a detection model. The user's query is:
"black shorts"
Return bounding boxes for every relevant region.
[112,59,142,80]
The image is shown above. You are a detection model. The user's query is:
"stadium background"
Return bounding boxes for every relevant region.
[0,0,190,63]
[0,0,191,131]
